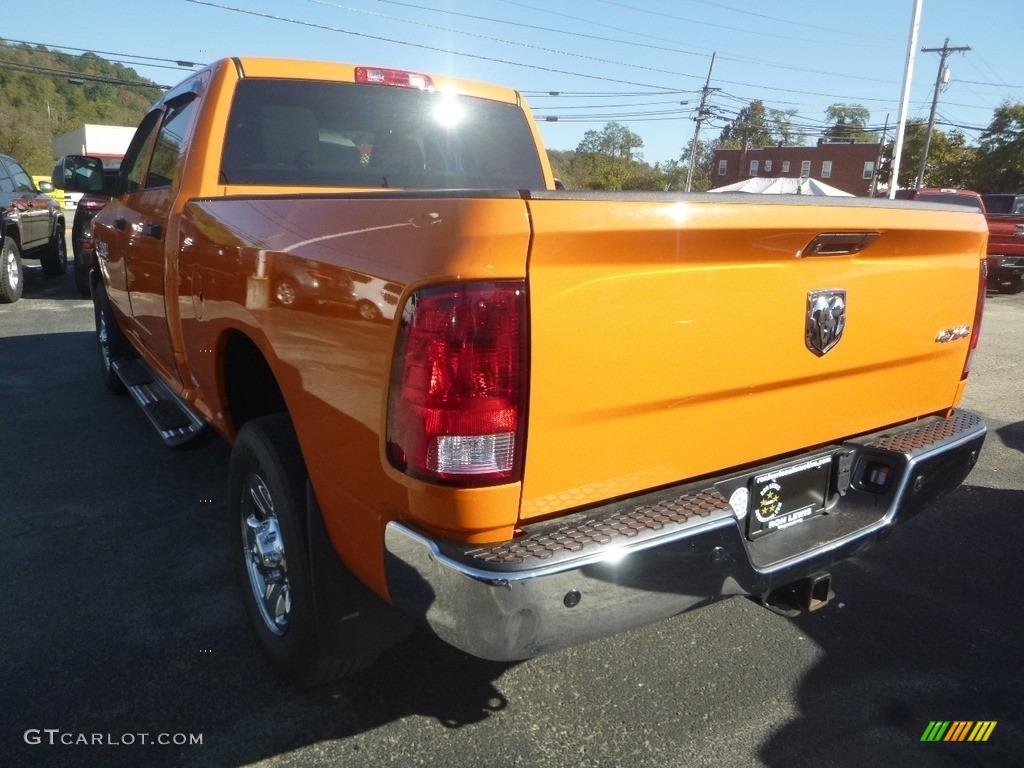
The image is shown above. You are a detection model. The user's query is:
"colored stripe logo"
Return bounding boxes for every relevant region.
[921,721,997,742]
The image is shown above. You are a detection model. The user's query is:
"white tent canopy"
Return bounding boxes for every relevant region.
[709,177,854,196]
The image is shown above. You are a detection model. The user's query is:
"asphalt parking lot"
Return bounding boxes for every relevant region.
[1,262,1022,768]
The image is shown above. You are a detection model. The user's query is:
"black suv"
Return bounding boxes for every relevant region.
[69,161,119,296]
[0,154,67,303]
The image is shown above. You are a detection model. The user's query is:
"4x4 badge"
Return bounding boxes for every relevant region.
[806,290,846,356]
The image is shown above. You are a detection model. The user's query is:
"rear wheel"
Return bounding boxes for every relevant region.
[0,238,24,303]
[229,414,374,688]
[74,258,91,296]
[92,279,128,394]
[40,227,68,276]
[357,300,381,322]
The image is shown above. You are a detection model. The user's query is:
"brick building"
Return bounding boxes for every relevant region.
[711,139,882,196]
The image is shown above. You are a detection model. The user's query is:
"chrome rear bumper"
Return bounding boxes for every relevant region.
[384,410,985,661]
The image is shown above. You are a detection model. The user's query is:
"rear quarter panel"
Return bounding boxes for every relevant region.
[177,193,532,593]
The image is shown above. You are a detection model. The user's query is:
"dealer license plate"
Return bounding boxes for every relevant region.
[747,455,832,540]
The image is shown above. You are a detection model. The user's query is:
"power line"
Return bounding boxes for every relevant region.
[354,0,898,88]
[0,59,168,89]
[186,0,683,89]
[597,0,894,46]
[0,38,203,69]
[305,0,710,84]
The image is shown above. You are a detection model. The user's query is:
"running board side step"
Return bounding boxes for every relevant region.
[111,356,207,447]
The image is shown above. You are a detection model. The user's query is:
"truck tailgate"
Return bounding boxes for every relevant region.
[986,215,1024,255]
[520,194,986,520]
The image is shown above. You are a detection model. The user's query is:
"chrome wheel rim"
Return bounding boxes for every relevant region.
[358,301,379,321]
[4,250,17,292]
[96,305,113,372]
[241,473,291,636]
[275,282,296,305]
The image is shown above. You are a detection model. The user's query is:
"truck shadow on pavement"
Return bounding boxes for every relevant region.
[15,261,84,302]
[2,330,517,768]
[758,483,1023,768]
[995,420,1024,455]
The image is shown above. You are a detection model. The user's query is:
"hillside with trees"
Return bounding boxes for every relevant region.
[0,39,161,174]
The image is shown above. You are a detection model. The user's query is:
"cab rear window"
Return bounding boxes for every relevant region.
[221,79,545,190]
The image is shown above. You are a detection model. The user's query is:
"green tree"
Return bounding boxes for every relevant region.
[570,122,645,190]
[768,108,804,146]
[681,138,716,191]
[824,104,873,142]
[889,120,980,189]
[0,39,163,173]
[974,102,1024,193]
[718,100,774,148]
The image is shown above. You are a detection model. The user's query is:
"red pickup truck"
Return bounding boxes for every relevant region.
[981,194,1024,293]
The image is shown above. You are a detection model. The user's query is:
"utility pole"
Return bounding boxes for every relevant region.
[871,113,890,197]
[915,38,970,188]
[685,53,718,192]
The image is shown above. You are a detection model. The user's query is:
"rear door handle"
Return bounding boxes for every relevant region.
[143,223,163,240]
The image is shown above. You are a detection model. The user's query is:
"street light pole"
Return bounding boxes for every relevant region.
[889,0,923,199]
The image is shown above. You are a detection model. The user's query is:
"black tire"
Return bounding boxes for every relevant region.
[40,226,68,276]
[0,237,24,303]
[92,278,128,394]
[229,414,371,688]
[74,258,91,297]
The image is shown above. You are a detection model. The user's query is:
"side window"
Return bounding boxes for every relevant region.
[0,163,14,193]
[146,96,199,190]
[121,110,164,194]
[3,159,35,192]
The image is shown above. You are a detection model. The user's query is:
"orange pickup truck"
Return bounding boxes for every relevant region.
[54,58,988,688]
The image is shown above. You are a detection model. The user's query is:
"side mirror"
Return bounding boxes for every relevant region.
[51,155,113,195]
[36,180,55,194]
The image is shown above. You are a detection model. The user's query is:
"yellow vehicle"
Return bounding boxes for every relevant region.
[53,58,987,687]
[31,175,64,206]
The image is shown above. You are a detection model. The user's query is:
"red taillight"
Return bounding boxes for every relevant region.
[79,196,108,213]
[355,66,434,91]
[387,281,528,486]
[963,259,987,379]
